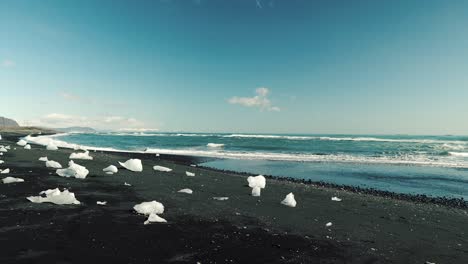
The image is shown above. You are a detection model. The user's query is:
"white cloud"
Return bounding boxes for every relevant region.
[228,87,280,112]
[1,59,15,68]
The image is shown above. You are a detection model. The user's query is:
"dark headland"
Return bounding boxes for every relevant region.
[0,129,467,264]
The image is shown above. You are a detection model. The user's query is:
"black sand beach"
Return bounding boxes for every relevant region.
[1,131,467,263]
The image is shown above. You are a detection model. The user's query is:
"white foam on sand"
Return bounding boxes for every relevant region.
[119,159,143,172]
[153,165,172,172]
[2,177,24,184]
[27,188,80,205]
[281,192,297,207]
[46,160,62,169]
[178,188,193,194]
[186,171,195,177]
[103,165,118,174]
[70,151,93,160]
[56,161,89,179]
[17,139,27,146]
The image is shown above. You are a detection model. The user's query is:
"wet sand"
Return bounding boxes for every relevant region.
[1,132,467,263]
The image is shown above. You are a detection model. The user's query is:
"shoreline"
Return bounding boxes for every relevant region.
[2,129,468,263]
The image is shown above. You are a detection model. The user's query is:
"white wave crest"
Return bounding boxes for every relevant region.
[449,152,468,157]
[207,143,224,148]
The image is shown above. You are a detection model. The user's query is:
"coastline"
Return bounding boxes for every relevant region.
[1,130,468,263]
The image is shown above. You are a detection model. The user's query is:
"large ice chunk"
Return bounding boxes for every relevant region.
[103,165,118,174]
[17,139,27,146]
[0,146,8,152]
[144,213,167,225]
[70,151,93,160]
[46,160,62,169]
[281,192,297,207]
[2,177,24,184]
[24,144,31,150]
[251,186,261,197]
[39,156,48,161]
[133,201,164,215]
[153,165,172,172]
[0,168,10,174]
[247,175,266,189]
[27,188,80,205]
[119,159,143,172]
[56,161,89,179]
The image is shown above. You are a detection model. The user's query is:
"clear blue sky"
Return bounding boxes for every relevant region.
[1,0,467,134]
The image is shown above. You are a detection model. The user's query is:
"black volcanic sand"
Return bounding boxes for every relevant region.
[1,133,467,264]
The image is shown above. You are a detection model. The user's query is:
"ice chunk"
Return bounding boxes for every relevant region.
[207,143,224,148]
[56,161,89,179]
[46,143,58,150]
[251,186,261,197]
[144,213,167,225]
[0,146,7,152]
[326,222,333,227]
[46,160,62,169]
[70,151,93,160]
[331,197,342,202]
[103,165,118,174]
[190,164,197,167]
[186,171,195,177]
[153,165,172,172]
[17,139,27,146]
[133,201,164,215]
[2,177,24,184]
[213,197,229,201]
[0,135,2,140]
[281,192,297,207]
[39,156,48,161]
[5,146,10,150]
[0,168,10,174]
[24,144,31,150]
[27,188,80,205]
[124,182,132,186]
[247,175,266,189]
[178,188,193,194]
[96,201,107,205]
[0,160,4,164]
[119,159,143,172]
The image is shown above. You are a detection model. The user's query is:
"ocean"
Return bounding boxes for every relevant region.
[26,133,468,199]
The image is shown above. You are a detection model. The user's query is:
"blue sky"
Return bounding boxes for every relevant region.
[1,0,467,134]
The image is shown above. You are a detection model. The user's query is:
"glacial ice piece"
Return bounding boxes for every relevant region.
[46,160,62,169]
[2,177,24,184]
[247,175,266,189]
[153,165,172,172]
[0,135,2,140]
[144,213,167,224]
[0,146,8,152]
[213,197,229,201]
[281,192,297,207]
[0,168,10,174]
[70,151,93,160]
[103,165,118,174]
[27,188,80,205]
[24,144,31,150]
[178,188,193,194]
[133,201,164,215]
[39,156,48,161]
[46,143,58,151]
[331,197,342,202]
[124,182,132,186]
[17,139,27,146]
[186,171,195,177]
[119,159,143,172]
[326,222,333,227]
[56,161,89,179]
[251,186,261,197]
[96,201,107,205]
[0,160,4,164]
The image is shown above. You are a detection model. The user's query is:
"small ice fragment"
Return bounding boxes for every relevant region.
[46,143,58,150]
[2,177,24,184]
[331,197,342,202]
[124,182,132,186]
[251,186,261,197]
[0,160,4,164]
[69,151,93,160]
[96,201,107,205]
[190,164,196,167]
[178,188,193,194]
[144,213,167,224]
[186,171,195,177]
[281,192,297,207]
[56,161,89,179]
[0,146,8,152]
[27,188,80,205]
[103,165,118,174]
[39,156,48,161]
[247,175,266,189]
[153,165,172,172]
[155,153,160,157]
[0,168,10,174]
[119,159,143,172]
[213,197,229,201]
[46,160,62,169]
[134,201,164,215]
[24,144,31,150]
[5,146,10,150]
[17,139,27,146]
[326,222,333,227]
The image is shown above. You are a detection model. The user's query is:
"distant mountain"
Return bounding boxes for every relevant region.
[0,116,20,128]
[55,127,97,133]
